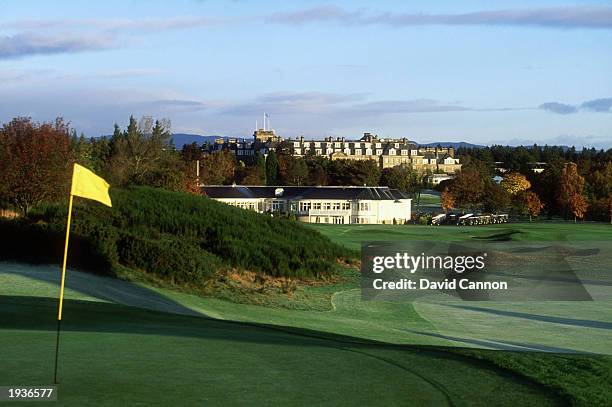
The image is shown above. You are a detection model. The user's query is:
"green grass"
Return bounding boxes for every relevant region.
[2,222,611,405]
[307,222,612,405]
[310,222,612,251]
[1,295,561,407]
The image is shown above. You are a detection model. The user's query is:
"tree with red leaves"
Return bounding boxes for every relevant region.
[0,117,73,215]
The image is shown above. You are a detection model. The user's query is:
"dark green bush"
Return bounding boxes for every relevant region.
[0,186,355,287]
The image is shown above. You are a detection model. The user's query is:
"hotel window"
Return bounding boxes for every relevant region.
[376,149,383,155]
[333,202,341,210]
[324,202,332,210]
[365,149,372,155]
[388,149,396,155]
[411,150,418,156]
[401,150,408,155]
[359,202,370,211]
[355,149,362,155]
[313,202,322,210]
[314,142,321,147]
[315,149,322,155]
[334,142,341,148]
[293,141,300,147]
[344,148,351,155]
[394,143,399,148]
[364,143,371,148]
[272,200,284,211]
[375,143,381,148]
[342,202,350,210]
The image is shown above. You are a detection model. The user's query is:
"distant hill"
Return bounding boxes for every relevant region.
[419,141,485,149]
[172,134,485,150]
[172,134,222,148]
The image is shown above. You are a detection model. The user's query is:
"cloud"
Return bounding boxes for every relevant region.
[350,99,470,115]
[257,91,365,105]
[581,98,612,113]
[94,68,163,79]
[539,102,578,114]
[2,16,218,32]
[267,6,612,29]
[144,99,213,112]
[221,91,366,116]
[0,32,114,59]
[0,16,224,60]
[539,98,612,114]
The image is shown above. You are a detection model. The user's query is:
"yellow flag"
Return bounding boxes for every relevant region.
[70,163,112,207]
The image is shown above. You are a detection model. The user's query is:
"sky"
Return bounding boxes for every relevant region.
[1,0,611,147]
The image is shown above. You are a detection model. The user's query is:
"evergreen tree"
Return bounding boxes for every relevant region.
[255,152,267,184]
[265,150,279,185]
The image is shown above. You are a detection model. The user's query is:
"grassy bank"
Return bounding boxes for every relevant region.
[0,187,355,290]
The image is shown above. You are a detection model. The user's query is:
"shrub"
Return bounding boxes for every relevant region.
[0,187,355,288]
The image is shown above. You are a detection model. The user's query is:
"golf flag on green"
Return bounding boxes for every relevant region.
[55,163,112,383]
[71,163,113,208]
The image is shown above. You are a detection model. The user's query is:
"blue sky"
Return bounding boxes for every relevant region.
[1,0,611,147]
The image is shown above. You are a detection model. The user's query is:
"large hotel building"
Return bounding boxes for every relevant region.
[211,128,461,173]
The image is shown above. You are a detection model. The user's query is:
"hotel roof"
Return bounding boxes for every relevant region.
[202,186,410,201]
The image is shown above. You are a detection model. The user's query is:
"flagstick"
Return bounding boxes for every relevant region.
[54,193,74,384]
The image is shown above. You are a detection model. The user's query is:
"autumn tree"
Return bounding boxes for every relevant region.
[199,150,236,185]
[450,167,485,211]
[440,187,455,213]
[500,172,531,195]
[557,162,586,220]
[518,191,544,221]
[0,117,73,215]
[569,193,588,222]
[483,183,510,214]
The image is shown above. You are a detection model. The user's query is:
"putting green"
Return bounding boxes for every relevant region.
[1,296,559,406]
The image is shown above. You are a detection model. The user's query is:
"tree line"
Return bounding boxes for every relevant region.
[438,157,612,223]
[0,116,198,215]
[1,115,611,223]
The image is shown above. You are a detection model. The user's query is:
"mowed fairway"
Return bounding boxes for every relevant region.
[311,222,612,251]
[0,295,558,406]
[310,223,612,354]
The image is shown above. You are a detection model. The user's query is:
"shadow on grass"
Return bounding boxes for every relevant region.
[1,262,203,317]
[402,329,592,353]
[445,304,612,330]
[0,295,573,406]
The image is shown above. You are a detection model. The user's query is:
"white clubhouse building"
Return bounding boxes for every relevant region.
[202,185,412,225]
